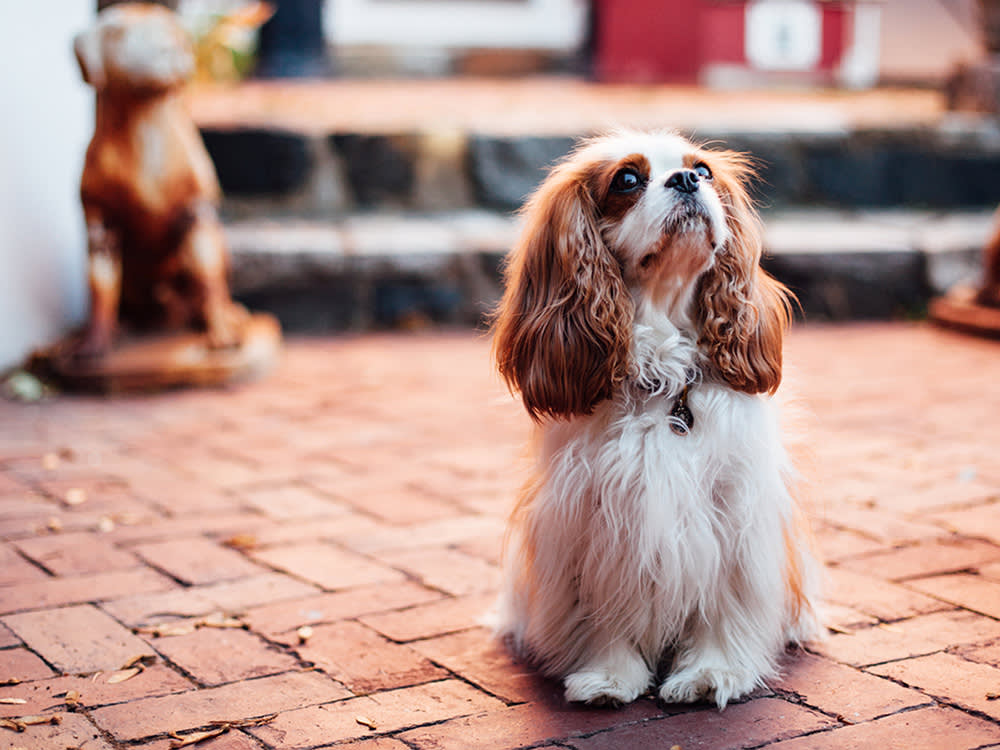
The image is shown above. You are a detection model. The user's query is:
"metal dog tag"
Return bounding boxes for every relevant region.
[669,388,694,436]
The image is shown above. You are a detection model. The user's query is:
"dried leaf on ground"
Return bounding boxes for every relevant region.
[825,622,854,635]
[121,654,157,670]
[167,714,277,748]
[137,614,243,637]
[212,714,278,729]
[0,698,26,705]
[296,625,313,643]
[107,667,142,684]
[96,516,115,533]
[169,727,227,747]
[355,715,377,730]
[137,621,198,638]
[0,714,61,732]
[222,534,258,551]
[199,613,245,629]
[64,488,87,506]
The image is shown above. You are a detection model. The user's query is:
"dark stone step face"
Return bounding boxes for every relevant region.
[201,128,314,196]
[763,250,930,322]
[724,131,1000,210]
[201,127,1000,214]
[329,134,419,208]
[233,249,931,333]
[467,135,576,210]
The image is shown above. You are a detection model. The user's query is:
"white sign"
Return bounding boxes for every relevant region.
[745,0,823,71]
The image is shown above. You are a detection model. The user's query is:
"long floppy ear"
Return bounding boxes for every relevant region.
[74,28,105,88]
[697,152,794,395]
[492,159,633,421]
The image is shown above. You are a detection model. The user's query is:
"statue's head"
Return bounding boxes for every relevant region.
[74,3,193,94]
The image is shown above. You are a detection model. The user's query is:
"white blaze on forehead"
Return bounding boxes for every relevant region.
[579,131,694,174]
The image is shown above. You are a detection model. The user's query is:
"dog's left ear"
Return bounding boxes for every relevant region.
[697,153,794,395]
[493,158,634,421]
[74,28,105,88]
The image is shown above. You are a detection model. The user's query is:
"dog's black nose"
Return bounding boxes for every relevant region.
[666,169,700,194]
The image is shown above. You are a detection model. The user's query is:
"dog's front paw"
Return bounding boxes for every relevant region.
[564,668,649,707]
[658,664,760,709]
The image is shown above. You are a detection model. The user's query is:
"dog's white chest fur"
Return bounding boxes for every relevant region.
[498,322,818,708]
[538,375,788,638]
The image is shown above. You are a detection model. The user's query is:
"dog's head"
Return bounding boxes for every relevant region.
[74,3,193,93]
[493,130,794,421]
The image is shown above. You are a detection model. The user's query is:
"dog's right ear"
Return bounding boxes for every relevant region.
[492,159,633,422]
[74,28,105,88]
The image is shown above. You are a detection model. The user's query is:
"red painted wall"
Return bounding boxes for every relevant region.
[701,3,745,66]
[594,0,705,83]
[595,0,853,83]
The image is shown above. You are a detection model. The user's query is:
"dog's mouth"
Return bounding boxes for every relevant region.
[636,203,718,272]
[663,196,714,234]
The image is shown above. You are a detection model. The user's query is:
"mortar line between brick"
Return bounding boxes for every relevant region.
[80,708,132,750]
[742,701,934,749]
[405,636,529,708]
[858,663,1000,729]
[537,705,709,747]
[257,678,509,750]
[811,605,966,630]
[6,540,56,578]
[898,577,1000,619]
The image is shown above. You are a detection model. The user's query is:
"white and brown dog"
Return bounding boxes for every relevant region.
[72,2,246,357]
[493,130,822,709]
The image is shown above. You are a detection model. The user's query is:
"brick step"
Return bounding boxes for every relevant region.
[225,209,993,331]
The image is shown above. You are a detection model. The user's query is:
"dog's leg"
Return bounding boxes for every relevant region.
[71,218,122,358]
[658,559,786,709]
[564,638,652,706]
[658,626,775,709]
[178,201,247,348]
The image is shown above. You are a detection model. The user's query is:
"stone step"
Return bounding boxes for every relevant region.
[204,120,1000,218]
[225,208,994,331]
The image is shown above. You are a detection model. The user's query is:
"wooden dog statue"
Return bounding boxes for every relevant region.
[71,2,248,358]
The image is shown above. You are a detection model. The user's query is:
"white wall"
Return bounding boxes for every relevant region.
[0,3,93,370]
[327,0,587,51]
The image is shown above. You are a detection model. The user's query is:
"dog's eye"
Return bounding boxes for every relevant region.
[694,162,713,180]
[611,168,643,193]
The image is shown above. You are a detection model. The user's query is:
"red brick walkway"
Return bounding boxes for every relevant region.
[1,323,999,749]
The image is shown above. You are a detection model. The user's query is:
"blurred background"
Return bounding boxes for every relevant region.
[1,0,998,371]
[175,0,980,85]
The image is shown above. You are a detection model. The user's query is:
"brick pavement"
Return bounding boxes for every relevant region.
[1,323,999,749]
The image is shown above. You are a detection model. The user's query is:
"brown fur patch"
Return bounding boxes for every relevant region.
[492,157,634,421]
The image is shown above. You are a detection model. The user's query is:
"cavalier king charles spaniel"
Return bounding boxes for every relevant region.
[492,130,822,709]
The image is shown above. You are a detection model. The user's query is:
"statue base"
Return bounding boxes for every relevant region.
[32,313,282,394]
[929,286,1000,339]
